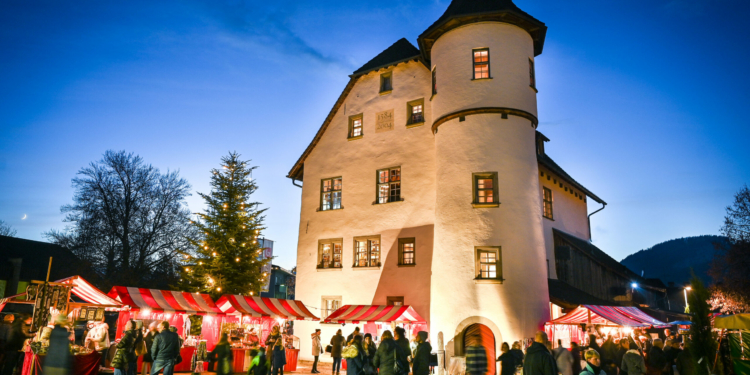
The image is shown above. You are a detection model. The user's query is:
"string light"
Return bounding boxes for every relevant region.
[217,287,222,291]
[212,252,217,256]
[236,258,240,262]
[185,267,190,272]
[199,261,203,265]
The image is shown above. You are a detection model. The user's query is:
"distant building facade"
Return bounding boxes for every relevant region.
[260,265,296,300]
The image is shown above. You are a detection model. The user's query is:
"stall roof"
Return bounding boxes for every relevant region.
[215,295,319,321]
[549,305,668,327]
[0,275,121,308]
[715,314,750,330]
[323,305,425,324]
[108,286,223,315]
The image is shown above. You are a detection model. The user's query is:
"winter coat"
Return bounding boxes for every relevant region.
[523,342,557,375]
[211,343,234,375]
[266,333,280,348]
[272,346,287,368]
[143,331,157,362]
[621,350,646,375]
[151,330,181,363]
[6,321,34,351]
[553,347,574,375]
[396,337,411,359]
[249,350,270,375]
[571,348,582,375]
[373,338,408,375]
[615,348,628,371]
[646,347,667,375]
[111,330,137,369]
[44,325,72,375]
[412,341,432,375]
[347,344,366,375]
[312,334,323,356]
[675,350,694,375]
[498,352,517,375]
[580,363,606,375]
[510,349,525,368]
[330,334,345,358]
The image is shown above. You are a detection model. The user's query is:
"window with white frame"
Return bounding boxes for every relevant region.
[321,296,342,319]
[353,235,381,268]
[318,239,343,269]
[377,167,401,204]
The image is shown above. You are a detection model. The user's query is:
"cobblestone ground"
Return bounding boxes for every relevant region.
[172,360,344,375]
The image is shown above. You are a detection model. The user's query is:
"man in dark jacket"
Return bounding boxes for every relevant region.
[373,331,408,375]
[394,328,411,361]
[150,321,181,375]
[330,329,345,375]
[675,346,694,375]
[523,332,557,375]
[1,314,34,375]
[646,340,667,375]
[412,332,431,375]
[511,342,526,368]
[347,327,361,343]
[44,316,72,375]
[615,339,629,373]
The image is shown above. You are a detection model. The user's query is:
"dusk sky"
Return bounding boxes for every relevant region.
[1,0,748,272]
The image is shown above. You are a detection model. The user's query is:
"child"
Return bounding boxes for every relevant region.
[272,339,287,375]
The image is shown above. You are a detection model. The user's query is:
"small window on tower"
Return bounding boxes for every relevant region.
[473,48,490,79]
[407,99,425,126]
[472,172,499,207]
[475,246,503,282]
[380,72,393,93]
[529,58,536,89]
[431,67,437,96]
[349,114,363,139]
[543,187,554,220]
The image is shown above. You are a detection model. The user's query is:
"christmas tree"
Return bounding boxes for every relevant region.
[176,152,270,299]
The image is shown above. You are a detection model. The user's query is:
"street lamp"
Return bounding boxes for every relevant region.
[684,286,692,311]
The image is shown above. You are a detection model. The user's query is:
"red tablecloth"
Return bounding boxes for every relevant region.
[135,347,200,373]
[231,348,249,373]
[22,350,102,375]
[283,349,299,372]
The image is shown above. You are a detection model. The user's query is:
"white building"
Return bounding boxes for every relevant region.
[286,0,606,367]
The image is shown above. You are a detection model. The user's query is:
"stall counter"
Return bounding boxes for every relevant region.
[22,350,102,375]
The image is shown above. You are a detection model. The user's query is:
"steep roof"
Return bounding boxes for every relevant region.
[538,153,606,204]
[0,235,99,283]
[418,0,547,61]
[548,278,613,309]
[352,38,423,77]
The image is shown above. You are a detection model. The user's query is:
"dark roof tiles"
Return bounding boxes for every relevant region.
[352,38,422,76]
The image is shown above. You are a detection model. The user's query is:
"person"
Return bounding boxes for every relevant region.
[0,315,13,351]
[151,321,181,375]
[615,338,629,373]
[580,350,606,375]
[570,342,583,375]
[373,330,408,375]
[44,315,72,375]
[247,329,260,348]
[211,333,234,375]
[131,323,144,375]
[620,346,646,375]
[675,344,694,375]
[511,342,525,368]
[466,335,488,375]
[498,343,516,375]
[523,331,557,375]
[2,314,34,375]
[272,339,287,375]
[646,340,667,375]
[664,341,681,375]
[363,334,377,371]
[347,327,362,343]
[142,322,158,375]
[663,330,674,343]
[311,329,323,374]
[330,329,345,375]
[266,325,282,367]
[394,327,411,364]
[248,348,270,375]
[412,332,431,375]
[553,340,574,375]
[347,336,366,375]
[112,321,137,375]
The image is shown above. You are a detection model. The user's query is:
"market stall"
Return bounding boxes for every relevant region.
[216,294,319,372]
[107,286,227,372]
[715,314,750,375]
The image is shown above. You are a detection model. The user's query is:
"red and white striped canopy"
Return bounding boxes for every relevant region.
[549,305,664,327]
[215,295,319,321]
[0,276,121,308]
[323,305,425,324]
[108,286,224,315]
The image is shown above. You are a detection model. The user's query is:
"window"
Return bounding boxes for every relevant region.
[380,72,393,93]
[473,49,490,79]
[349,114,363,139]
[529,58,536,89]
[377,167,401,204]
[475,246,502,281]
[407,99,424,126]
[398,238,416,266]
[318,239,343,269]
[431,67,437,96]
[320,177,342,211]
[321,296,342,319]
[353,235,381,268]
[543,187,553,220]
[387,296,404,306]
[472,172,499,207]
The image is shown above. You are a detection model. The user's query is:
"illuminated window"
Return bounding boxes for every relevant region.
[387,296,404,306]
[380,72,393,93]
[353,236,380,268]
[318,239,343,269]
[529,58,536,89]
[399,238,415,266]
[377,167,401,204]
[543,187,553,220]
[472,172,499,207]
[320,177,342,211]
[473,49,490,79]
[407,99,424,126]
[475,246,502,281]
[349,114,363,139]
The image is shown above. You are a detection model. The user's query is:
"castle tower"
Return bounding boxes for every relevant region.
[417,0,550,354]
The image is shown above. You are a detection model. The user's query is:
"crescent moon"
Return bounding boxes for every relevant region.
[21,214,27,220]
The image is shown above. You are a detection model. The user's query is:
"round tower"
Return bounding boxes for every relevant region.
[418,0,550,356]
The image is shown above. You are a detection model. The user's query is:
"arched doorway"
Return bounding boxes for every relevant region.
[463,323,496,375]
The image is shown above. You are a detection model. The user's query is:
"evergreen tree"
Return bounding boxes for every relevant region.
[176,152,270,299]
[687,274,717,375]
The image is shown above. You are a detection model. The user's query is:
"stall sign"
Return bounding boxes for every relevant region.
[26,283,72,332]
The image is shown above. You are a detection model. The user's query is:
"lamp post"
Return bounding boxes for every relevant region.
[684,286,692,312]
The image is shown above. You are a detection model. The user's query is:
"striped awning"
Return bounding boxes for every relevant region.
[549,305,650,327]
[323,305,425,324]
[215,295,319,321]
[108,286,224,315]
[614,306,669,328]
[0,276,121,308]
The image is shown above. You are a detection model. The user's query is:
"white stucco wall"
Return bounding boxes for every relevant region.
[294,60,435,361]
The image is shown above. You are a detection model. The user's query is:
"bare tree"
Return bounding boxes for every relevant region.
[0,220,17,237]
[46,150,197,289]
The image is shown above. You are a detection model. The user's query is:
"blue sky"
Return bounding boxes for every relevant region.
[1,0,748,272]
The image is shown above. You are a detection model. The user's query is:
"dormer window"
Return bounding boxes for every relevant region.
[380,72,393,93]
[473,49,490,79]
